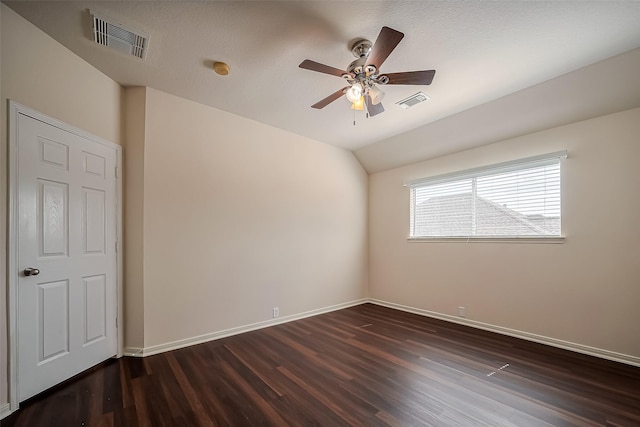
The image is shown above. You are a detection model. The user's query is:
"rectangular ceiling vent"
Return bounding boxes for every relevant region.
[91,10,149,60]
[396,92,430,110]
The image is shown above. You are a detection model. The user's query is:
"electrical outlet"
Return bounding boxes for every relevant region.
[458,306,466,318]
[273,307,279,318]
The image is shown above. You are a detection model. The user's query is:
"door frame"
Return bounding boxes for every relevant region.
[7,101,123,413]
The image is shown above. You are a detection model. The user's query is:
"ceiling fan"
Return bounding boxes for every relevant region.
[299,26,436,117]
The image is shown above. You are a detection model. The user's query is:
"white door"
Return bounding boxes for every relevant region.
[17,112,118,401]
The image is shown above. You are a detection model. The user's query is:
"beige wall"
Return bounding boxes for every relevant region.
[130,88,368,348]
[123,87,146,349]
[369,107,640,359]
[0,4,123,407]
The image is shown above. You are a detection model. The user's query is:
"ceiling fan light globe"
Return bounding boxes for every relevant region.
[346,84,363,103]
[369,85,385,105]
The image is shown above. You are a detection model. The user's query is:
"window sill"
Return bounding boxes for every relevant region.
[407,236,565,244]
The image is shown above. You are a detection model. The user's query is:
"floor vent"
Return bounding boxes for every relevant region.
[91,10,149,60]
[396,92,430,109]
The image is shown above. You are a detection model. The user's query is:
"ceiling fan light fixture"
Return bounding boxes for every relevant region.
[300,26,436,118]
[351,96,365,111]
[345,84,363,103]
[369,85,385,105]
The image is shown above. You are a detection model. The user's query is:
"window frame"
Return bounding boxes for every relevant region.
[406,151,567,243]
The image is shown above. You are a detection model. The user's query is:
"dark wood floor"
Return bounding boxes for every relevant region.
[3,303,640,426]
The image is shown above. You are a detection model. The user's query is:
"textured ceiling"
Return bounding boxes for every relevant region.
[4,1,640,172]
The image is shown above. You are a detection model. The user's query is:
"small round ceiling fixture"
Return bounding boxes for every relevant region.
[213,61,230,76]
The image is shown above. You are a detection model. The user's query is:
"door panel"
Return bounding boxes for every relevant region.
[39,180,69,257]
[83,188,106,254]
[18,113,118,401]
[83,274,107,345]
[83,151,106,177]
[40,137,69,170]
[38,280,69,363]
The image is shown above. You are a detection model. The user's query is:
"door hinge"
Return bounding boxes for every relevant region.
[116,317,118,328]
[115,167,119,178]
[115,241,118,253]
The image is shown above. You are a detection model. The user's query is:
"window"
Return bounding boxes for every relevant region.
[408,151,566,240]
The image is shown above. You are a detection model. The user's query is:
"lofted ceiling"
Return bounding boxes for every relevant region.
[4,1,640,172]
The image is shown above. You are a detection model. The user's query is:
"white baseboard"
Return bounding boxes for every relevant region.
[122,347,144,357]
[0,402,12,420]
[368,298,640,368]
[123,298,368,357]
[121,296,640,368]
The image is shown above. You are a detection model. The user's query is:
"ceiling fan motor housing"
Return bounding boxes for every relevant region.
[347,57,367,75]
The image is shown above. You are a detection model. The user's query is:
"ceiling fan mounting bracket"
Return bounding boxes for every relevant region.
[350,39,372,59]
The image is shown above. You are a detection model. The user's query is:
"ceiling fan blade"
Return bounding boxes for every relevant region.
[384,70,436,85]
[365,26,405,70]
[364,94,385,117]
[299,59,350,78]
[311,87,348,109]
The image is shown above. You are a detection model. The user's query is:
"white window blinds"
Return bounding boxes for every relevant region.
[409,152,566,239]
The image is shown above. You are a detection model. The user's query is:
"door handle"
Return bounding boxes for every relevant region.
[23,267,40,277]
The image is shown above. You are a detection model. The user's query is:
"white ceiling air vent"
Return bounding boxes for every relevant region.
[396,92,430,110]
[91,10,149,60]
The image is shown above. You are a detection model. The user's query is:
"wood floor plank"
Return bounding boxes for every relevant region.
[3,303,640,426]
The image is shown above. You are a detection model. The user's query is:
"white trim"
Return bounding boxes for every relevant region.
[122,347,145,357]
[407,236,565,244]
[7,101,124,412]
[368,299,640,368]
[123,299,368,357]
[0,403,12,420]
[115,147,124,358]
[8,101,20,413]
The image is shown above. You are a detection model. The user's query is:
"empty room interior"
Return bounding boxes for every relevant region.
[1,1,640,426]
